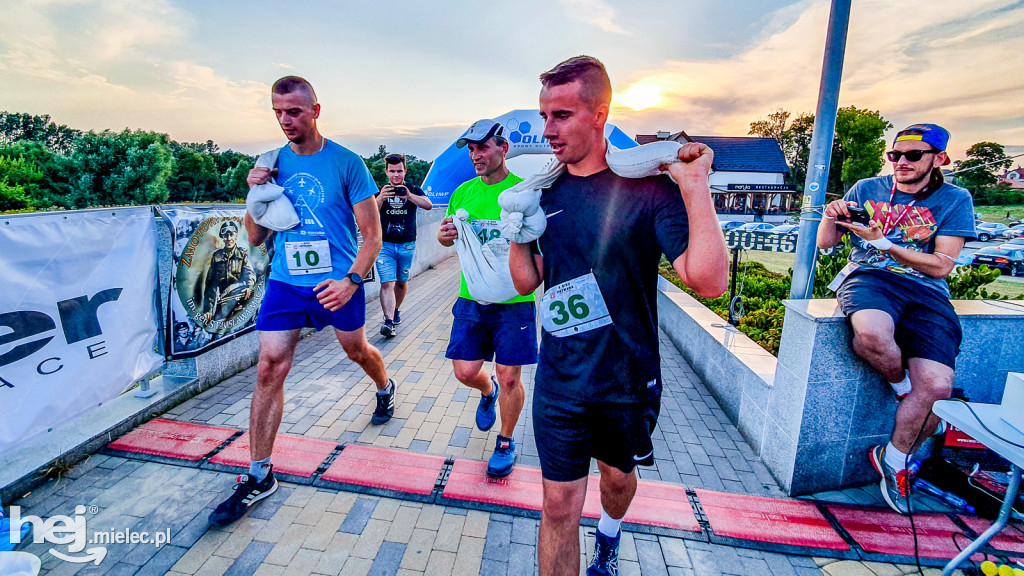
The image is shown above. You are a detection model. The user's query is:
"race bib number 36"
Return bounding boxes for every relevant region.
[285,240,332,275]
[540,272,613,337]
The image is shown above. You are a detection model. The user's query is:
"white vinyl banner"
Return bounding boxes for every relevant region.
[0,208,163,456]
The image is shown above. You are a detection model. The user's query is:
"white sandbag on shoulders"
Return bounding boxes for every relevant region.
[452,209,521,305]
[246,148,300,231]
[497,141,684,243]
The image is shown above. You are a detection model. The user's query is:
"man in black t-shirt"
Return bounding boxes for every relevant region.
[509,56,728,576]
[375,153,432,336]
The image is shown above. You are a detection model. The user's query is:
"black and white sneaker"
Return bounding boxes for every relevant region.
[371,379,396,425]
[208,468,278,527]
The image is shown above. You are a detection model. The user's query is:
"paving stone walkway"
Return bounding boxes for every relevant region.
[6,257,965,575]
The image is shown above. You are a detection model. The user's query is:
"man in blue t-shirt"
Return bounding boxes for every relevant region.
[817,123,976,515]
[208,76,396,527]
[509,56,728,576]
[375,152,432,337]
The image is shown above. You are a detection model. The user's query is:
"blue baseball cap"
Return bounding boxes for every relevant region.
[894,123,951,164]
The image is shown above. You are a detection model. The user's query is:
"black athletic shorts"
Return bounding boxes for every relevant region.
[837,268,962,369]
[532,388,660,482]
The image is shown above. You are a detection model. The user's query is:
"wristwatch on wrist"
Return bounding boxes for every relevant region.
[345,272,364,286]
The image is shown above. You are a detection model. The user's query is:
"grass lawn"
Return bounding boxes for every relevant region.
[975,204,1024,223]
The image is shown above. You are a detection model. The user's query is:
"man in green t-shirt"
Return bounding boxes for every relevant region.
[437,119,537,477]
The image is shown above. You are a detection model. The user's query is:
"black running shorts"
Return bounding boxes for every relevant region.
[837,268,962,370]
[532,389,661,482]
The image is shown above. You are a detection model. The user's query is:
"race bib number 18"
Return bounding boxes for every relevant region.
[540,272,613,337]
[285,240,332,275]
[472,219,510,258]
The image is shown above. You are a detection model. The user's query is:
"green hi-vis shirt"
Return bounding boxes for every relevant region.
[446,173,534,304]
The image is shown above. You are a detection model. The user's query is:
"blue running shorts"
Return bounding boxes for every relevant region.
[256,279,365,332]
[445,298,538,366]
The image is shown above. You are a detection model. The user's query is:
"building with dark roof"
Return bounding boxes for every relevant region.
[636,130,793,220]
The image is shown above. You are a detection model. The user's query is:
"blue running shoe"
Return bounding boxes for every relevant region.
[487,435,516,477]
[393,309,402,325]
[475,376,499,432]
[588,529,620,576]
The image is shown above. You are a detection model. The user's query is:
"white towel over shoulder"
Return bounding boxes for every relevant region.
[245,148,300,231]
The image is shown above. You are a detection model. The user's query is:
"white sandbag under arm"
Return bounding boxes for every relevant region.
[452,209,521,305]
[246,148,300,231]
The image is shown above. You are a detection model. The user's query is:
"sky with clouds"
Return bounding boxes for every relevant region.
[1,0,1022,165]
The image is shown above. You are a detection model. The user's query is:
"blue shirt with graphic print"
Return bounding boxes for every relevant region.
[842,175,976,296]
[269,140,378,287]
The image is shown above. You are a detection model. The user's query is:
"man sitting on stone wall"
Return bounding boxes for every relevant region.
[816,123,976,514]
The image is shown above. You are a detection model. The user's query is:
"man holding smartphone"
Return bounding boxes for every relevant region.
[375,153,432,337]
[816,124,976,515]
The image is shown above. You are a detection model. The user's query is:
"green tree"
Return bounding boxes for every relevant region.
[834,106,891,187]
[0,111,81,154]
[167,147,219,202]
[750,106,891,196]
[69,129,174,208]
[0,140,78,209]
[0,156,42,211]
[953,141,1012,196]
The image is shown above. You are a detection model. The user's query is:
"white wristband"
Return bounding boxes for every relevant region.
[867,237,893,251]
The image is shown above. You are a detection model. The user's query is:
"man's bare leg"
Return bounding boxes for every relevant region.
[538,477,588,576]
[452,359,493,395]
[250,329,302,461]
[494,363,525,438]
[394,281,408,314]
[849,310,904,383]
[379,281,397,320]
[893,357,953,453]
[335,327,388,390]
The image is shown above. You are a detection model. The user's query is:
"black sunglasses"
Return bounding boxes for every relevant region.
[886,149,939,162]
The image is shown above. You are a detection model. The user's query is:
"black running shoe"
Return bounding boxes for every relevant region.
[371,379,396,425]
[208,468,278,527]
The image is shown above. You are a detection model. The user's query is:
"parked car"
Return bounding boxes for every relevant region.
[970,246,1024,276]
[719,220,745,231]
[1001,224,1024,239]
[770,224,799,236]
[999,237,1024,249]
[976,222,1009,242]
[736,222,776,232]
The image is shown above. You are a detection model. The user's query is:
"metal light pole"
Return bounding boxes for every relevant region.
[789,0,852,299]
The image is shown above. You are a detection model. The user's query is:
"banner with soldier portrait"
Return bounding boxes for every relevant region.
[159,205,270,359]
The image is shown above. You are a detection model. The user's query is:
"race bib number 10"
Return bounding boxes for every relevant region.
[540,272,613,337]
[285,240,332,275]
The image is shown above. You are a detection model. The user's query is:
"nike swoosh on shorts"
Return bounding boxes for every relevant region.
[633,450,654,461]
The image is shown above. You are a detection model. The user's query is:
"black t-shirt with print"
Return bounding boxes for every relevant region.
[535,169,689,403]
[377,183,426,243]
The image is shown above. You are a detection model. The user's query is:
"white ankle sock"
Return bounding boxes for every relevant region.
[890,371,911,398]
[884,442,909,471]
[597,508,623,538]
[249,457,272,482]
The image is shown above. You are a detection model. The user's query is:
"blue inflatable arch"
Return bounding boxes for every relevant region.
[421,109,639,206]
